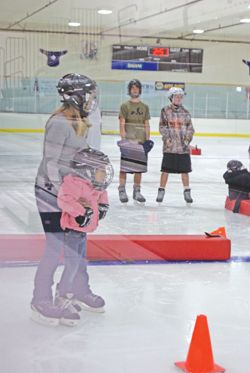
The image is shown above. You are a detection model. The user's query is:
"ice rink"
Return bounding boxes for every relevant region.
[0,133,250,372]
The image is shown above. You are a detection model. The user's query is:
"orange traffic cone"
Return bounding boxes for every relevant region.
[175,315,225,373]
[210,226,227,237]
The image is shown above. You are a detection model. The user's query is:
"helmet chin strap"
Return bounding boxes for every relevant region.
[79,106,89,118]
[170,96,182,109]
[62,93,89,118]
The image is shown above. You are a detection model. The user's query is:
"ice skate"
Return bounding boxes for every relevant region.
[31,301,61,327]
[31,299,79,327]
[184,188,193,206]
[156,187,165,204]
[55,284,81,313]
[73,291,105,313]
[133,185,146,205]
[118,185,128,204]
[54,291,81,327]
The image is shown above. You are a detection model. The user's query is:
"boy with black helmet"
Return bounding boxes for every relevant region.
[223,159,250,212]
[118,79,151,204]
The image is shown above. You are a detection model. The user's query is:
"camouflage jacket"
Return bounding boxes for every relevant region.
[159,104,195,154]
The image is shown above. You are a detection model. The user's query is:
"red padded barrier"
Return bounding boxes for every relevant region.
[0,234,231,263]
[225,196,236,211]
[225,196,250,216]
[239,200,250,216]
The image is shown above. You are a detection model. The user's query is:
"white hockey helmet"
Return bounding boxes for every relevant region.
[168,87,185,101]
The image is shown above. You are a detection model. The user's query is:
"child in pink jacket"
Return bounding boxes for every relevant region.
[58,174,109,233]
[58,148,113,233]
[55,148,114,314]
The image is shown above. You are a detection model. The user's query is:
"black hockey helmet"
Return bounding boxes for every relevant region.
[227,160,244,172]
[70,148,114,190]
[128,79,142,96]
[57,73,97,118]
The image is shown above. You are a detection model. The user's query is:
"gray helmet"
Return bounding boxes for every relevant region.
[70,148,114,190]
[57,73,97,118]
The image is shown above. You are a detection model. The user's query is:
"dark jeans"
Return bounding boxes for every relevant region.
[32,185,90,304]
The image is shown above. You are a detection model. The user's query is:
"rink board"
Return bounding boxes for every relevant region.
[225,196,250,216]
[0,234,231,264]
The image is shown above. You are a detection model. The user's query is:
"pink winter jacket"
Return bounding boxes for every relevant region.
[57,174,109,233]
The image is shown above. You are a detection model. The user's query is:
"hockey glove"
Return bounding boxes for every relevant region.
[98,203,109,220]
[75,207,94,227]
[142,140,154,154]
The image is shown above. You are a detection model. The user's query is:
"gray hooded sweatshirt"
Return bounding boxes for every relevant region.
[36,113,88,193]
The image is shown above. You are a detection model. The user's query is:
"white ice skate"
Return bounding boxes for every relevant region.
[133,185,146,206]
[184,188,193,206]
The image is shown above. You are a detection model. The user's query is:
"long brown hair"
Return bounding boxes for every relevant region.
[50,103,91,136]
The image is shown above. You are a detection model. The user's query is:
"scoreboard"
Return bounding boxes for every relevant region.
[112,45,203,73]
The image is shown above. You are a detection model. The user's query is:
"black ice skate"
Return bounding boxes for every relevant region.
[133,185,146,205]
[118,185,128,204]
[73,291,105,313]
[184,188,193,205]
[156,187,165,204]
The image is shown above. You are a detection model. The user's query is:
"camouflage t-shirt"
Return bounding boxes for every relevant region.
[119,100,150,143]
[159,104,195,154]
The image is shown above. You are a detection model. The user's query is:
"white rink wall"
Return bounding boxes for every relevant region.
[1,112,249,136]
[101,115,250,135]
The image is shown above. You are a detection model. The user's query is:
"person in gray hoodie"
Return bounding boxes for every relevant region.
[31,73,105,327]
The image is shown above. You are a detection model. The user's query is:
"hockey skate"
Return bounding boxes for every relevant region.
[184,188,193,206]
[73,291,105,313]
[118,185,128,204]
[31,299,80,327]
[31,301,61,327]
[54,293,81,327]
[156,187,165,204]
[133,185,146,206]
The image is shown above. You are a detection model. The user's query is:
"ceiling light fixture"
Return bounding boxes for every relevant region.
[68,21,80,27]
[240,18,250,23]
[97,9,112,15]
[193,29,204,34]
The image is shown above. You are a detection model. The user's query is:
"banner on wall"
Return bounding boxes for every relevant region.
[155,81,185,91]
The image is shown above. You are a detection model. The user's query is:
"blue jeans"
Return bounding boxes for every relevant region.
[32,185,89,304]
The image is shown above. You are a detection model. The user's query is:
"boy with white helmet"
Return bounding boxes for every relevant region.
[156,87,195,204]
